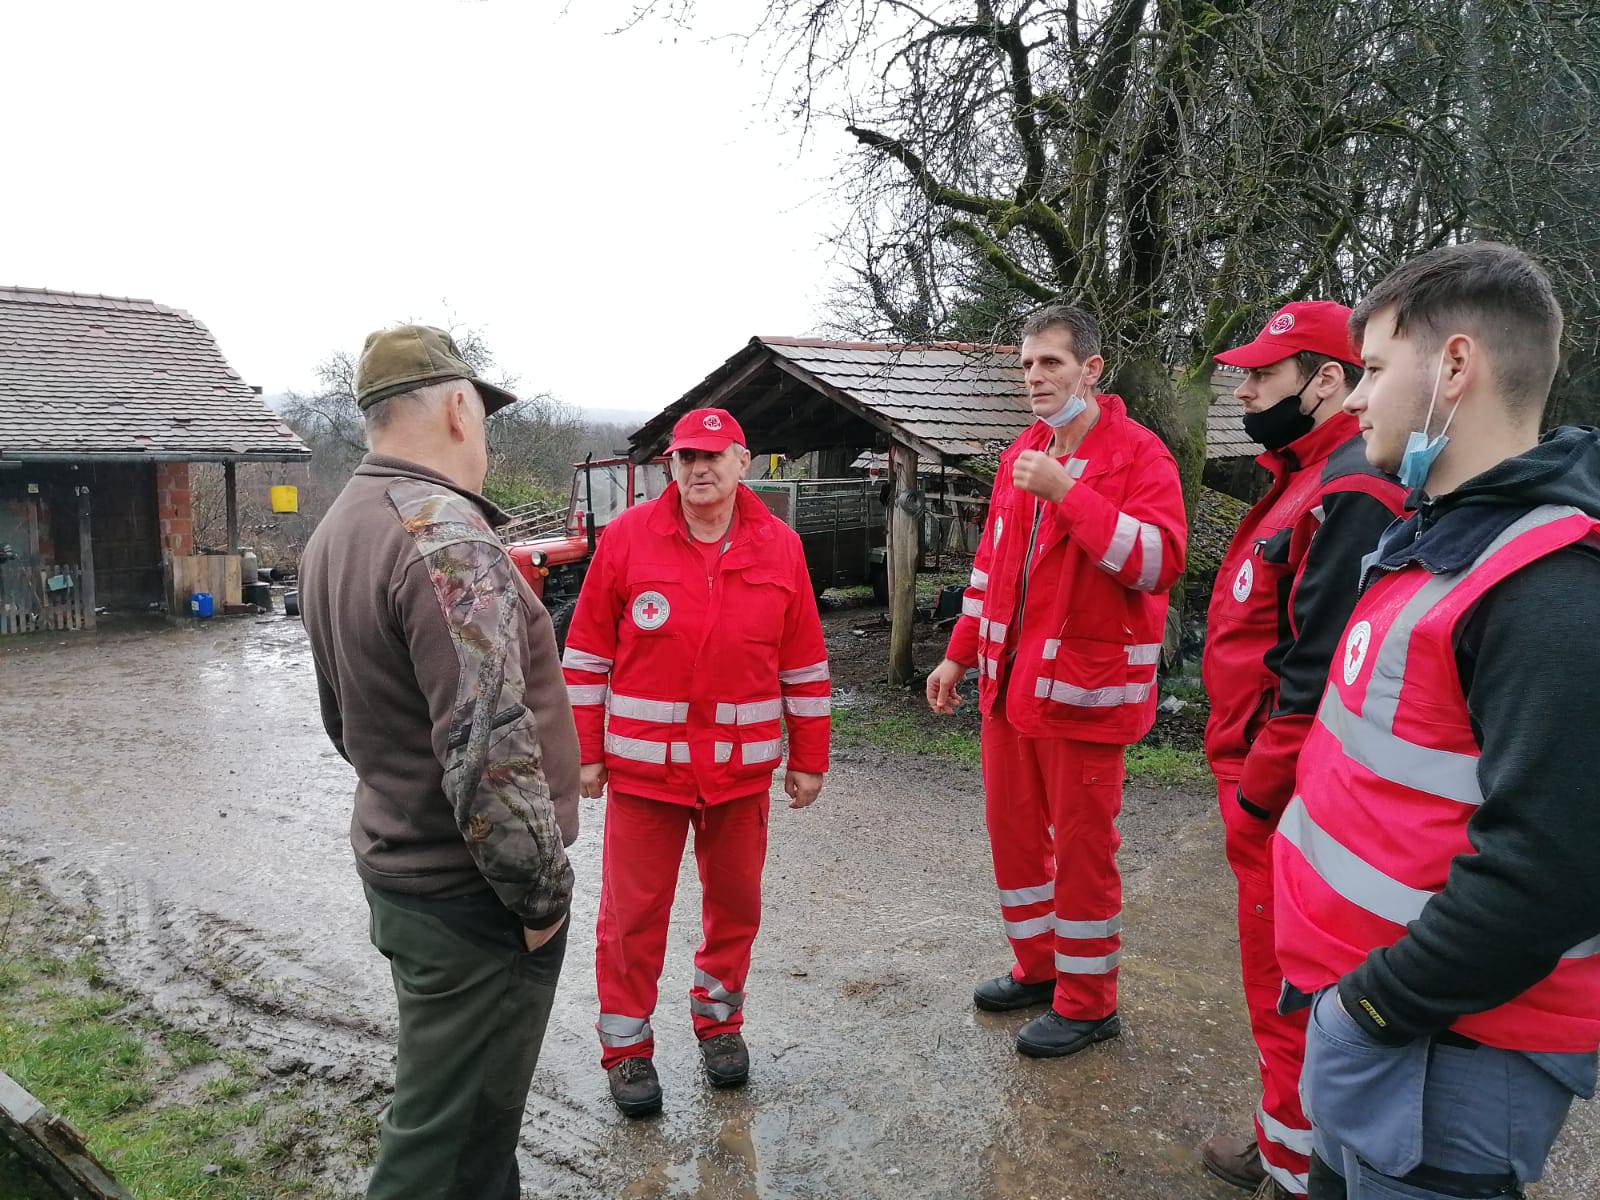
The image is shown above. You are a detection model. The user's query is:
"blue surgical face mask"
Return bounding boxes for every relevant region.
[1398,352,1457,492]
[1040,368,1090,428]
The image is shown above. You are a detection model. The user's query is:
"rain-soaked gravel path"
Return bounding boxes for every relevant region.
[2,616,1594,1198]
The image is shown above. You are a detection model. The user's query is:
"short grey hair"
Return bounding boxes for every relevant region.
[364,377,480,440]
[1019,304,1102,361]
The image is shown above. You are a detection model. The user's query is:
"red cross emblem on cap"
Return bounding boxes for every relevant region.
[1267,311,1296,335]
[702,412,723,431]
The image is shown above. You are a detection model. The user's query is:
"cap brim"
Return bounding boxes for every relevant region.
[666,434,737,454]
[474,379,520,416]
[1213,340,1293,369]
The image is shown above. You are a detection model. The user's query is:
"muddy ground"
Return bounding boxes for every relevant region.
[2,614,1595,1199]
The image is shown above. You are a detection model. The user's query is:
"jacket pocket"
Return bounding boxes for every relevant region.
[729,563,794,647]
[1302,986,1428,1177]
[1041,636,1139,710]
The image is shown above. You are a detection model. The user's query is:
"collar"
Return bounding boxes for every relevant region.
[354,454,510,527]
[1024,393,1126,457]
[645,479,777,548]
[1255,409,1360,475]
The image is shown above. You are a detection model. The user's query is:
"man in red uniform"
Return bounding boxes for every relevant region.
[926,304,1186,1058]
[1276,242,1600,1199]
[1198,303,1407,1196]
[562,408,830,1117]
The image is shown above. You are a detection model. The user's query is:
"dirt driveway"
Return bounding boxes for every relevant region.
[2,617,1594,1198]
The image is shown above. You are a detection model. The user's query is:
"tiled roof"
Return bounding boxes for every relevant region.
[1206,366,1263,461]
[0,287,310,460]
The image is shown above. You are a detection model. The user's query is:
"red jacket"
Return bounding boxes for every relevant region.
[1202,413,1407,816]
[561,482,830,806]
[1275,504,1600,1052]
[946,396,1187,745]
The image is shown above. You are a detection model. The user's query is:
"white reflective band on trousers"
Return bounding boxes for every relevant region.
[562,646,613,674]
[1055,950,1120,974]
[998,880,1055,908]
[1004,912,1123,941]
[597,1012,652,1048]
[778,661,830,685]
[691,968,746,1023]
[1257,1105,1314,1156]
[1263,1160,1310,1196]
[566,683,608,706]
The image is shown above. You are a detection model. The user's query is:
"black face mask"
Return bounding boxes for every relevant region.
[1242,386,1315,451]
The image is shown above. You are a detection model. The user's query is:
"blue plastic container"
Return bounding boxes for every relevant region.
[189,591,215,619]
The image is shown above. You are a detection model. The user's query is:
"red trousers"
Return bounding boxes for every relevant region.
[982,707,1125,1020]
[594,790,768,1070]
[1216,773,1311,1195]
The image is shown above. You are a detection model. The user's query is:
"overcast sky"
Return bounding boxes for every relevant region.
[3,2,853,415]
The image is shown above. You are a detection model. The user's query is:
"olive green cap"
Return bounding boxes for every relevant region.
[353,324,519,415]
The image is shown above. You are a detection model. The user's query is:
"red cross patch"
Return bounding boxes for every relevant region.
[632,590,671,630]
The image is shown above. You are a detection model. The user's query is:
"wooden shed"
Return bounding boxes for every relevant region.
[0,288,310,634]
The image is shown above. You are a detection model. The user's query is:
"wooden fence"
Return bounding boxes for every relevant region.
[0,560,94,635]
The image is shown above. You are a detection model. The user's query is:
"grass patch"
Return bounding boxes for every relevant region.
[0,878,365,1200]
[1125,743,1211,787]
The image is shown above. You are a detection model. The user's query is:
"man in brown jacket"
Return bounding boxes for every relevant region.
[300,325,581,1200]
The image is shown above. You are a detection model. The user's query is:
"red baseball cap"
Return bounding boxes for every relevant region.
[1214,300,1360,369]
[666,407,746,453]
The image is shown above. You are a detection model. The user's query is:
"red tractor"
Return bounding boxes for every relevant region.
[505,456,670,649]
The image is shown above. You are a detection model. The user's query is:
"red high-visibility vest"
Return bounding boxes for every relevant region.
[1275,503,1600,1053]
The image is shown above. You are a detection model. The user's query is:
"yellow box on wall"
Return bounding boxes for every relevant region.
[269,485,299,514]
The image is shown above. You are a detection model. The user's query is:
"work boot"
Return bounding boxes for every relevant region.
[1015,1010,1120,1058]
[699,1032,750,1088]
[1199,1132,1267,1191]
[973,973,1055,1012]
[607,1057,662,1117]
[1250,1178,1292,1200]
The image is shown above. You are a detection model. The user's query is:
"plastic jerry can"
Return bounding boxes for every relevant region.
[189,592,215,619]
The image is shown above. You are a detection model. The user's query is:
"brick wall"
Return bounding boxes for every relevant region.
[156,462,193,557]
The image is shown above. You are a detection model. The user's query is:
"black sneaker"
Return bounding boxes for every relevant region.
[1015,1010,1121,1058]
[973,973,1056,1012]
[699,1032,749,1088]
[607,1057,662,1117]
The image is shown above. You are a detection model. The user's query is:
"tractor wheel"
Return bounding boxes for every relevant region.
[547,597,577,651]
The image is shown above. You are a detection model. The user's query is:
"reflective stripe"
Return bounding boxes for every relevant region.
[978,655,999,679]
[714,741,733,764]
[1056,914,1122,939]
[1042,638,1059,660]
[998,881,1054,907]
[783,695,831,718]
[969,568,989,591]
[1066,457,1088,479]
[1005,913,1055,940]
[1034,678,1153,708]
[694,968,744,1005]
[1256,1106,1314,1156]
[962,596,984,619]
[1055,950,1120,975]
[1318,687,1483,807]
[1565,933,1600,960]
[605,732,667,765]
[1125,643,1162,667]
[983,619,1008,643]
[1099,512,1140,571]
[566,684,608,706]
[779,661,830,685]
[597,1013,653,1048]
[610,693,689,723]
[1134,522,1162,590]
[1278,797,1431,928]
[691,996,741,1023]
[562,646,613,674]
[741,739,782,765]
[715,699,783,725]
[671,741,690,764]
[1262,1160,1310,1196]
[1312,504,1327,524]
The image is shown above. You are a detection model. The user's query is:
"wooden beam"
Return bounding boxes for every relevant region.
[629,346,776,462]
[224,460,240,553]
[77,486,96,631]
[888,442,919,686]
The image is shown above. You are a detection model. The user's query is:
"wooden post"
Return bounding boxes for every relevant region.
[887,442,918,686]
[224,460,240,554]
[77,486,96,631]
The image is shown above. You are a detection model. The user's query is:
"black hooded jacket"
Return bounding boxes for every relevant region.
[1338,426,1600,1045]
